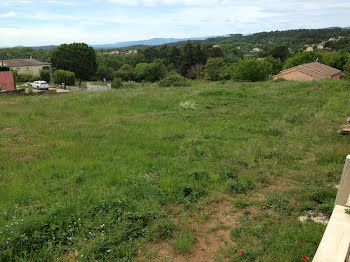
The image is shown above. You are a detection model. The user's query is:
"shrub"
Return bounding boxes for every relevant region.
[116,64,134,81]
[111,78,123,89]
[40,69,51,82]
[53,70,75,85]
[344,56,350,80]
[204,57,232,81]
[159,72,191,87]
[123,81,139,89]
[17,73,33,83]
[134,60,166,82]
[233,58,272,82]
[187,64,205,79]
[264,56,283,75]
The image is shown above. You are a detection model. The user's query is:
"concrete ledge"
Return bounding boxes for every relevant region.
[312,204,350,262]
[335,155,350,206]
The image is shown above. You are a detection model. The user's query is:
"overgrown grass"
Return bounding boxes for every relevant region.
[0,79,349,261]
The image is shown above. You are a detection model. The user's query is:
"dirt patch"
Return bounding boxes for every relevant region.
[138,196,240,262]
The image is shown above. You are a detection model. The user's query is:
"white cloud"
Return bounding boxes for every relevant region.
[47,0,73,6]
[0,11,16,17]
[0,0,350,46]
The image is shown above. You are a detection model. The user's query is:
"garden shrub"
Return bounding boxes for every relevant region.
[17,73,35,83]
[159,72,191,87]
[53,70,75,85]
[40,69,51,82]
[111,78,123,89]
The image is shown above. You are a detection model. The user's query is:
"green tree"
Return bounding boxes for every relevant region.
[268,46,289,62]
[233,59,272,82]
[204,57,231,81]
[96,65,115,81]
[208,47,224,58]
[51,43,97,81]
[111,78,123,89]
[319,52,349,70]
[169,46,182,70]
[284,52,318,69]
[134,60,166,82]
[181,41,196,77]
[264,56,283,75]
[116,64,134,81]
[344,56,350,80]
[143,46,160,63]
[53,70,76,85]
[194,44,207,65]
[129,54,146,67]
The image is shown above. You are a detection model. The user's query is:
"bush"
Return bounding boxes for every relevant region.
[40,69,51,82]
[17,73,34,83]
[116,64,134,81]
[123,81,139,89]
[158,72,191,87]
[204,57,232,81]
[344,56,350,80]
[53,70,75,85]
[111,78,123,89]
[187,64,205,79]
[233,58,272,82]
[134,60,166,82]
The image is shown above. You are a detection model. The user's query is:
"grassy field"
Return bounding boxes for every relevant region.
[0,80,349,261]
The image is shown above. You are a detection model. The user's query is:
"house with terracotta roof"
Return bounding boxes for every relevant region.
[0,67,15,91]
[273,62,342,81]
[2,58,51,76]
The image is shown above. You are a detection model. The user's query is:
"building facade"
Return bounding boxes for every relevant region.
[2,58,51,76]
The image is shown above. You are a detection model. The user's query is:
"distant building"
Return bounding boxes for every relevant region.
[273,62,342,81]
[2,58,51,76]
[305,46,314,52]
[317,43,325,49]
[213,45,220,48]
[0,67,15,91]
[251,47,262,53]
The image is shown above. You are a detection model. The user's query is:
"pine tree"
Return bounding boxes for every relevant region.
[181,41,196,77]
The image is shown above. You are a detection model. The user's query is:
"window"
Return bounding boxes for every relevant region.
[16,68,20,73]
[43,66,50,70]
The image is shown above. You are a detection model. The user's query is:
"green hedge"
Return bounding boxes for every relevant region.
[53,70,75,85]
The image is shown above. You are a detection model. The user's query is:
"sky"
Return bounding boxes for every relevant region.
[0,0,350,47]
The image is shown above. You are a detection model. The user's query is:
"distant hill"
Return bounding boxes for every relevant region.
[1,37,213,50]
[91,37,212,49]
